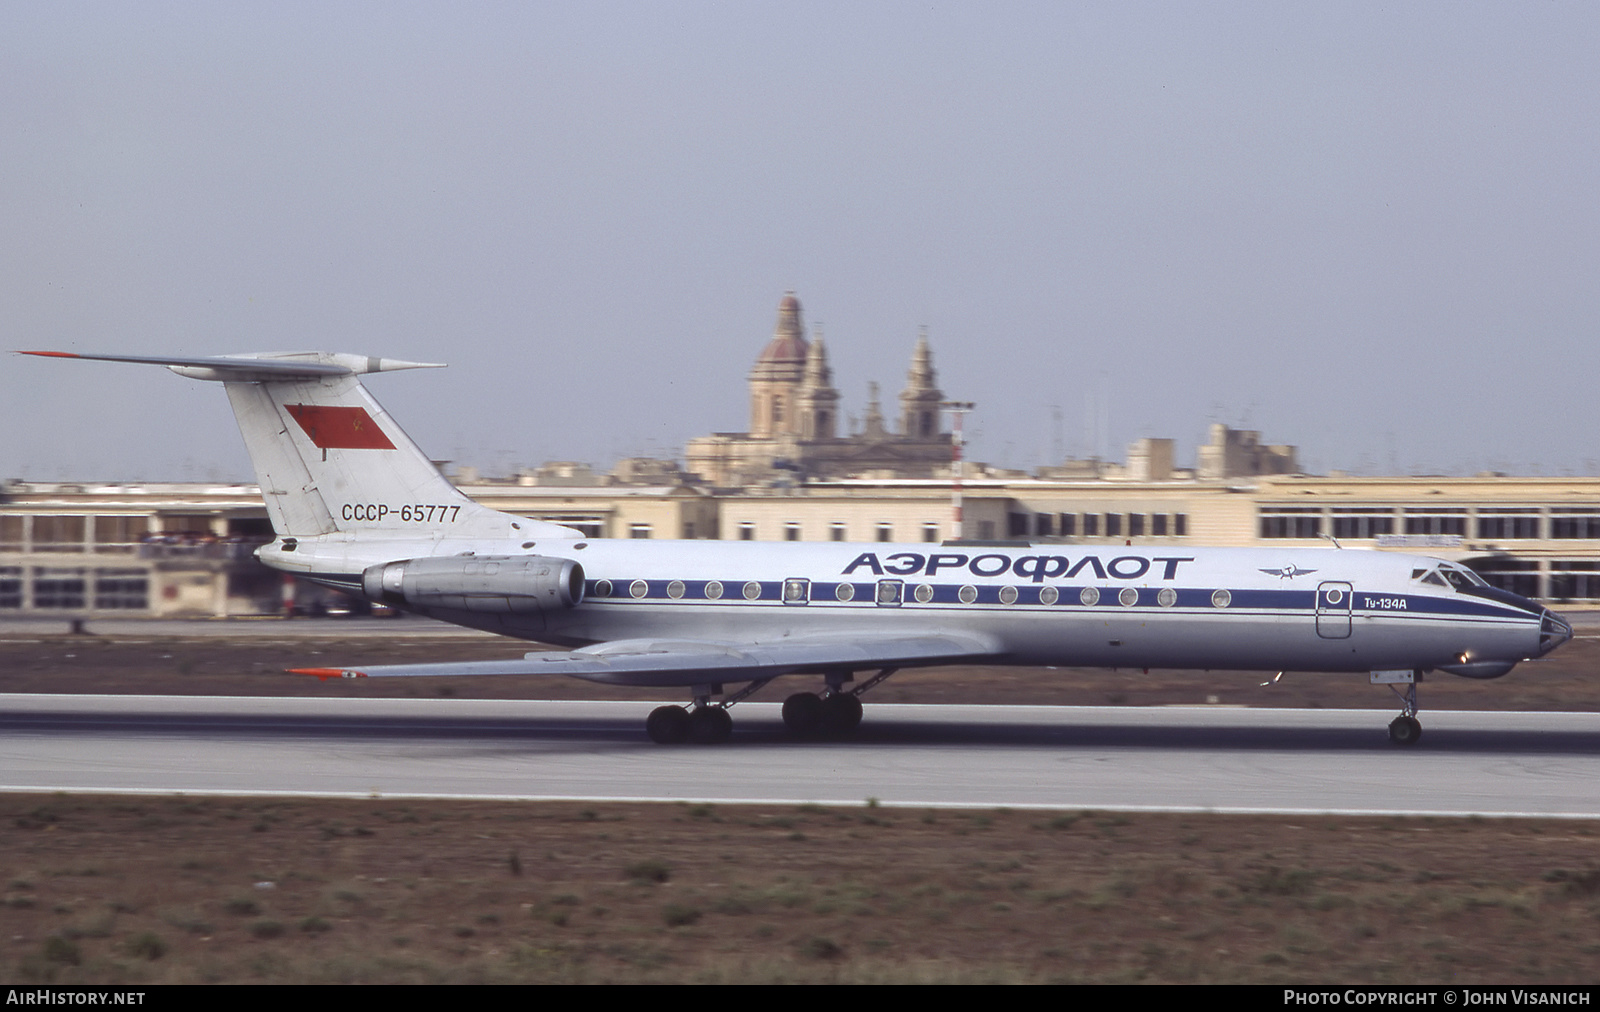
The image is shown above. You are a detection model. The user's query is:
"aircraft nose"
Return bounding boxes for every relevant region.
[1537,609,1573,657]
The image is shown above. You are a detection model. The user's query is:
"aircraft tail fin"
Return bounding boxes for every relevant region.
[21,351,581,542]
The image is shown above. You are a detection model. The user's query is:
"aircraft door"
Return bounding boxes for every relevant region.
[1316,581,1353,639]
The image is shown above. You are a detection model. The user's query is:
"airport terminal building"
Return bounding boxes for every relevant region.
[3,470,1598,618]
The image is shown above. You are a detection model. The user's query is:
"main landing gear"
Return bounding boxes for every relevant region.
[642,669,896,744]
[646,702,732,745]
[1372,669,1424,746]
[645,677,773,745]
[781,690,863,738]
[782,668,896,740]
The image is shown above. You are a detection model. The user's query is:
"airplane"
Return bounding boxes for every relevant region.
[23,349,1574,746]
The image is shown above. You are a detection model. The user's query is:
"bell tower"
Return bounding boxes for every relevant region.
[796,327,840,441]
[898,328,944,439]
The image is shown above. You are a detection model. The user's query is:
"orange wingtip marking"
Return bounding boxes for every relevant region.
[19,351,81,358]
[288,667,365,680]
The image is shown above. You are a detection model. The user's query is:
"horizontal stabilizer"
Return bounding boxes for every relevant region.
[19,350,444,382]
[290,632,1003,687]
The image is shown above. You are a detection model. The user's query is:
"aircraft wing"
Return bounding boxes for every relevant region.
[290,631,1002,687]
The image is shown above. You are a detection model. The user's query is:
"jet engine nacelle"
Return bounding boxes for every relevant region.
[363,555,584,614]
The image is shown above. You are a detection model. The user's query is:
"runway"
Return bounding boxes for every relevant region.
[3,694,1599,817]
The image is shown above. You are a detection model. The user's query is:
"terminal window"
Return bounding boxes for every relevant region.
[1552,509,1600,539]
[1260,508,1322,539]
[32,567,87,609]
[1404,509,1466,537]
[94,569,149,609]
[1331,508,1395,540]
[1476,509,1541,540]
[1552,561,1600,600]
[32,515,87,552]
[94,515,149,552]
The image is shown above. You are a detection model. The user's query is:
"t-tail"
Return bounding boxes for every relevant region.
[20,351,582,543]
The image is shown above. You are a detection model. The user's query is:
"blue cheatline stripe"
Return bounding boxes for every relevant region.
[292,571,1536,623]
[579,580,1534,620]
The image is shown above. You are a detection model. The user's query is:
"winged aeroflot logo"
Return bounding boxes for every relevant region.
[1260,564,1318,579]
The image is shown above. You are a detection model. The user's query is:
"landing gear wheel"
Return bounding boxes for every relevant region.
[646,705,691,744]
[819,692,864,738]
[1388,714,1422,746]
[688,705,733,744]
[782,692,825,736]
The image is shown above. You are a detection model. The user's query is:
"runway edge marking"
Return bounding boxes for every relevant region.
[1,785,1598,819]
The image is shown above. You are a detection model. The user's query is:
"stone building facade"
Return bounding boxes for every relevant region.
[684,294,957,486]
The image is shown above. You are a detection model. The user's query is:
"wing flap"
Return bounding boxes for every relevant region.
[290,632,1002,687]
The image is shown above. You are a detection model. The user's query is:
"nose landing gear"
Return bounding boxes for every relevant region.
[1372,669,1423,746]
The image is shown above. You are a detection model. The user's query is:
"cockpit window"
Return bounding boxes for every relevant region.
[1415,564,1489,590]
[1438,565,1489,590]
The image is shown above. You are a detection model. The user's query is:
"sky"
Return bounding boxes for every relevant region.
[3,2,1598,483]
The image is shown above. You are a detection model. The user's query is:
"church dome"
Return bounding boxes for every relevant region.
[755,293,809,366]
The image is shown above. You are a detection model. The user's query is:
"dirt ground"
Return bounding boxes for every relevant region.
[6,795,1600,984]
[3,625,1598,984]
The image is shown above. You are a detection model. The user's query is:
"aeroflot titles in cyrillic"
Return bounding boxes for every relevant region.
[841,552,1196,582]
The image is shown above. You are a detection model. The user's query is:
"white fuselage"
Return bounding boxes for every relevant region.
[260,535,1563,677]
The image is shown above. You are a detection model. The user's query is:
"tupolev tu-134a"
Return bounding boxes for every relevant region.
[25,350,1573,746]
